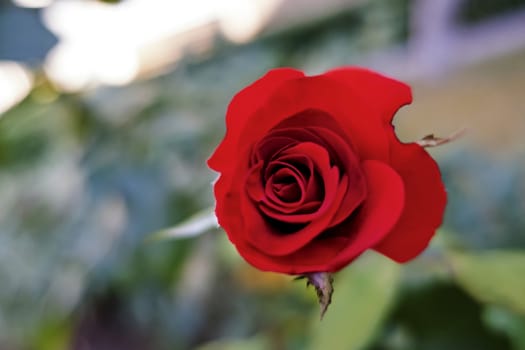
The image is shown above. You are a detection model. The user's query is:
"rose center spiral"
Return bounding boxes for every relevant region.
[267,166,304,204]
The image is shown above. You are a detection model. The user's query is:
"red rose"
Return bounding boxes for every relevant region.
[208,67,446,275]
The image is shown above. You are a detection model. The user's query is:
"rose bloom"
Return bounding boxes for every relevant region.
[208,67,446,274]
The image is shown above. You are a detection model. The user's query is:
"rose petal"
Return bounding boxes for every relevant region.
[373,139,446,262]
[265,167,304,204]
[245,160,266,202]
[271,109,353,147]
[236,145,351,256]
[237,77,391,162]
[263,162,314,213]
[322,160,405,271]
[324,67,412,124]
[208,68,304,172]
[249,156,322,216]
[252,136,298,165]
[220,161,404,274]
[253,122,366,226]
[305,126,366,226]
[232,235,349,275]
[257,142,340,225]
[265,156,311,185]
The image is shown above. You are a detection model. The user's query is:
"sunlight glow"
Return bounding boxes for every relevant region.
[42,0,218,91]
[45,41,139,91]
[41,0,284,90]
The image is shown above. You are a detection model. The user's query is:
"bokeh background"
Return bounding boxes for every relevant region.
[1,0,525,349]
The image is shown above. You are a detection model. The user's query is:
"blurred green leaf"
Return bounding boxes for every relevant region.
[484,306,525,350]
[148,207,217,241]
[379,282,511,350]
[195,335,270,350]
[28,317,71,350]
[308,253,401,350]
[449,250,525,314]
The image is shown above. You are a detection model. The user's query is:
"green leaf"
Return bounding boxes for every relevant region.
[449,250,525,314]
[483,306,525,350]
[194,335,270,350]
[147,207,217,241]
[28,317,72,350]
[308,252,401,350]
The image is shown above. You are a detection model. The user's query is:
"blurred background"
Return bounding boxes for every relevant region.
[1,0,525,349]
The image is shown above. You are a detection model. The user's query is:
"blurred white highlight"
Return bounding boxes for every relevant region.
[218,0,282,43]
[12,0,53,8]
[41,0,286,91]
[0,61,33,115]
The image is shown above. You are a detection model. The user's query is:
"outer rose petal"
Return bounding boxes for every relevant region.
[208,68,304,171]
[219,160,404,274]
[323,160,405,271]
[374,136,446,262]
[237,76,391,162]
[324,67,412,123]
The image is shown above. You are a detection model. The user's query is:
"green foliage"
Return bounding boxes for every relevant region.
[484,306,525,350]
[449,250,525,314]
[377,282,511,350]
[194,336,270,350]
[28,317,72,350]
[309,253,400,350]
